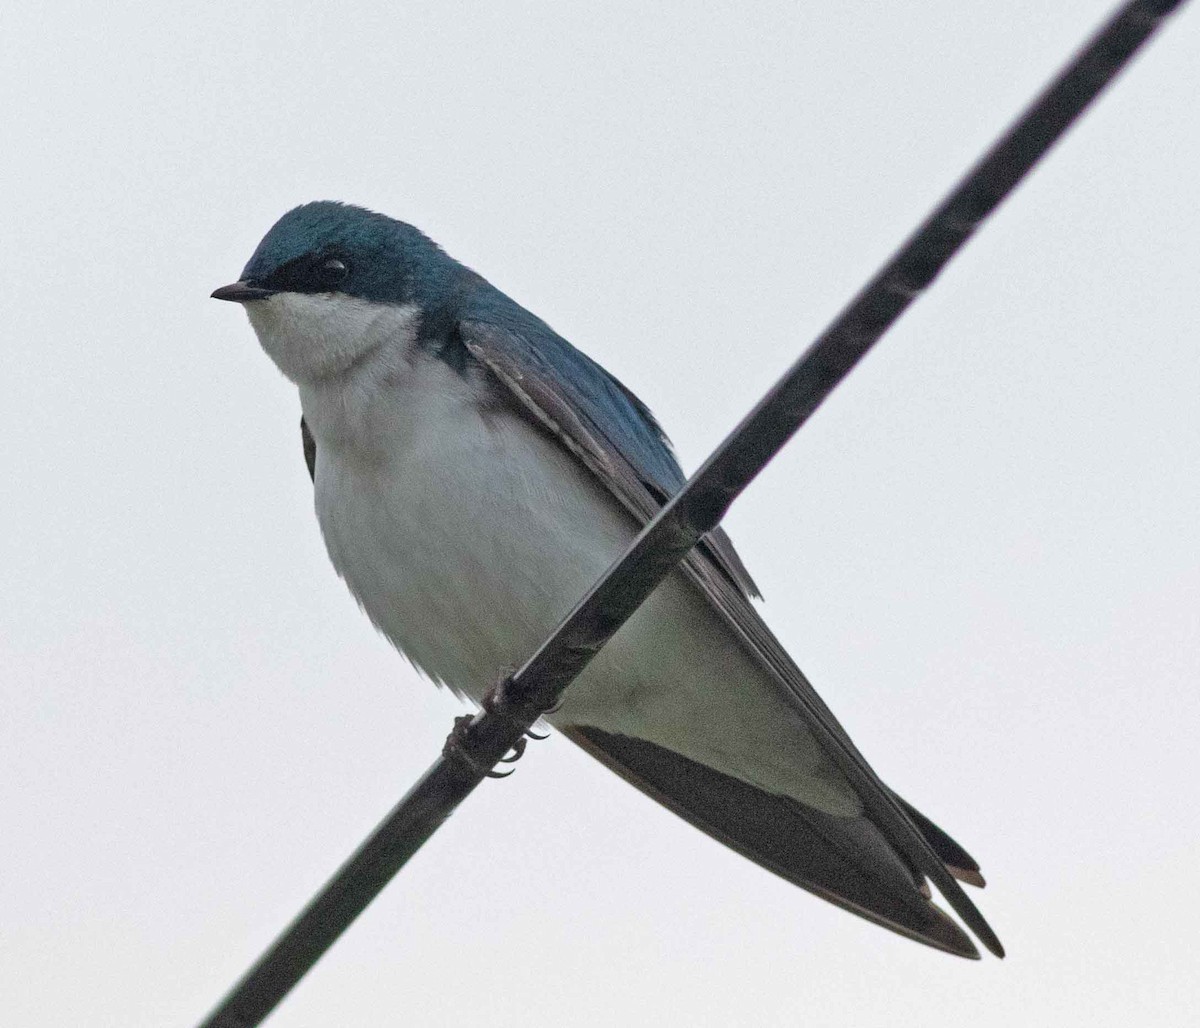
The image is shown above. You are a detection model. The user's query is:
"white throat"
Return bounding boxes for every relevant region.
[245,292,422,385]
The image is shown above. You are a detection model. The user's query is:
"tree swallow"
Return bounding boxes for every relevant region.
[213,201,1002,959]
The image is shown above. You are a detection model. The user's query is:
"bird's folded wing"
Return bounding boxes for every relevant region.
[460,319,758,599]
[459,318,1003,957]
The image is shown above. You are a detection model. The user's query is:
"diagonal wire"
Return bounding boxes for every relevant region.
[198,2,1189,1025]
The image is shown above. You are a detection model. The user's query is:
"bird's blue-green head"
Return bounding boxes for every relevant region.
[213,201,469,383]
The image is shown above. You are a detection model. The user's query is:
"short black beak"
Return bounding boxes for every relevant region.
[211,281,277,303]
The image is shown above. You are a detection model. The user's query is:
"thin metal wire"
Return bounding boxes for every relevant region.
[198,3,1188,1024]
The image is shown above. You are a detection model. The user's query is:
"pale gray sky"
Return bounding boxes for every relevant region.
[2,2,1198,1026]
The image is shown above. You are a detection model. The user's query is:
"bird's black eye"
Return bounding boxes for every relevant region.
[255,253,351,294]
[317,256,349,288]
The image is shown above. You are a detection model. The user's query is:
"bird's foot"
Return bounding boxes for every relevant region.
[441,674,555,779]
[481,674,551,741]
[442,714,516,779]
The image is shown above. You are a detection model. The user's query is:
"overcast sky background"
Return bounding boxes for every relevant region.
[2,2,1198,1025]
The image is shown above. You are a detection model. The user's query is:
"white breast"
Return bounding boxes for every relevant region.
[250,292,857,814]
[309,345,638,701]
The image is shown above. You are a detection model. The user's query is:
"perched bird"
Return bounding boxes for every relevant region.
[213,201,1002,959]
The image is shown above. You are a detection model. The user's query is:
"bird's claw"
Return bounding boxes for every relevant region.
[497,737,528,763]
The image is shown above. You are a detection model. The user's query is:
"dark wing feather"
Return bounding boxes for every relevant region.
[458,317,1003,958]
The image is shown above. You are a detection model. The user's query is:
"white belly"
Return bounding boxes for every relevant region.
[303,348,856,814]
